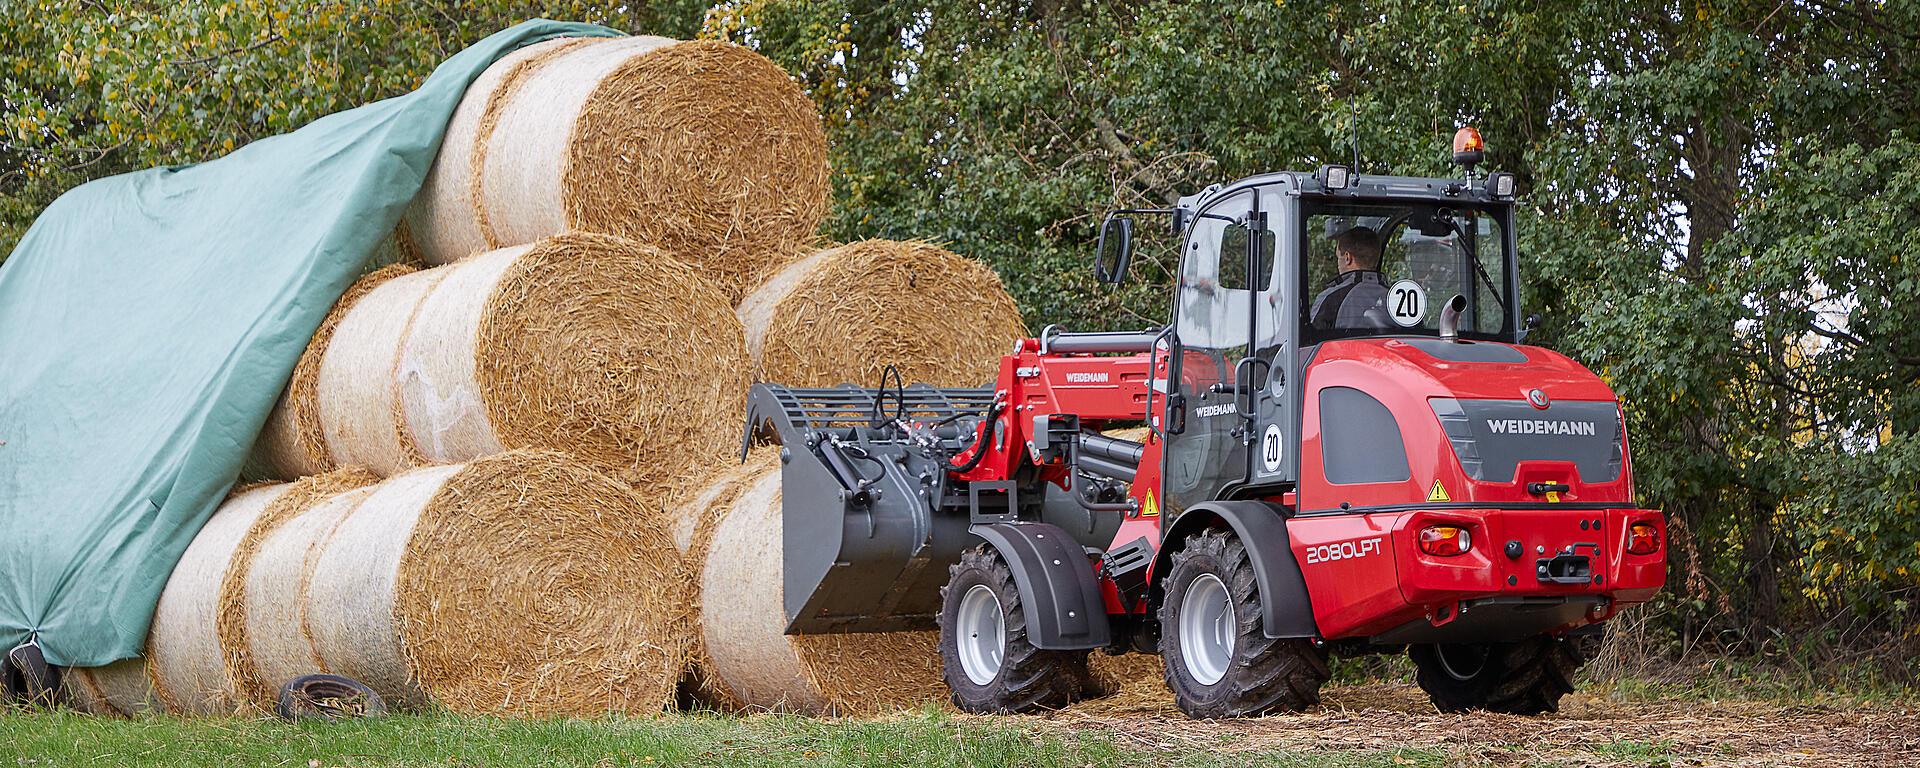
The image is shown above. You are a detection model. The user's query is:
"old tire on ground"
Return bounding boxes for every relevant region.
[1159,529,1329,718]
[1409,636,1584,714]
[275,674,387,721]
[937,545,1088,713]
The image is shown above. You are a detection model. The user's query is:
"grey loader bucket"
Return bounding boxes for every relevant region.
[742,383,998,634]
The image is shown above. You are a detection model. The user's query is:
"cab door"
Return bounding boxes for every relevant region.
[1162,188,1277,514]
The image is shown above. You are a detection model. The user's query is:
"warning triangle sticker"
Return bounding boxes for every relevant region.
[1427,480,1451,503]
[1140,493,1160,518]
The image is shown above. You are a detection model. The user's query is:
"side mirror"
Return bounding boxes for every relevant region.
[1164,391,1187,435]
[1517,312,1542,343]
[1094,215,1134,284]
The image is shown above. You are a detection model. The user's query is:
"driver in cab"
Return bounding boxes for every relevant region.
[1310,226,1391,330]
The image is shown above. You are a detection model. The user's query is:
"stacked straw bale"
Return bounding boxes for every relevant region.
[694,457,946,715]
[253,265,416,479]
[666,446,780,709]
[63,470,380,716]
[235,451,691,717]
[217,468,384,707]
[406,36,830,299]
[737,240,1027,389]
[289,232,747,488]
[62,659,160,716]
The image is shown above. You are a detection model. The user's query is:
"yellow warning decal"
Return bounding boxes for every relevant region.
[1427,480,1451,503]
[1140,493,1160,518]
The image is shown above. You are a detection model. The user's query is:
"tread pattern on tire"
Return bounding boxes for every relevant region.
[938,545,1088,713]
[1410,635,1584,714]
[1159,529,1329,718]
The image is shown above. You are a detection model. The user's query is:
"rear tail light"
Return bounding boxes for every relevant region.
[1627,522,1661,555]
[1418,525,1473,556]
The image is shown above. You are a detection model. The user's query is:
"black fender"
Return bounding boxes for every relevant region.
[969,522,1112,650]
[1153,500,1320,639]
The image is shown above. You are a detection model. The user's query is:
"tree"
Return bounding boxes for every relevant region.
[6,0,1918,668]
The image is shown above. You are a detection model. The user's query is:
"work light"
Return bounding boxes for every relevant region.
[1316,164,1352,190]
[1487,171,1517,198]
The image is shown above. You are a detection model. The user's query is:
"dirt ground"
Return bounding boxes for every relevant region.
[1012,670,1920,767]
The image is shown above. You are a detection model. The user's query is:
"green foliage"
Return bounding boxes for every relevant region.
[5,1,1920,661]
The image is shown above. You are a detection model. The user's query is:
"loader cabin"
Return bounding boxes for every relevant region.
[1094,127,1526,513]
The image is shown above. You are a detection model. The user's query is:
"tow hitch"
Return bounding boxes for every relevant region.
[1536,552,1593,585]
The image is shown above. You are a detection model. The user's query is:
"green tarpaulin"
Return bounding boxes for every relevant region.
[0,19,622,668]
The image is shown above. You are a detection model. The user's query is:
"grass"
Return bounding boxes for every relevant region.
[8,667,1905,767]
[1583,655,1917,707]
[0,707,1460,768]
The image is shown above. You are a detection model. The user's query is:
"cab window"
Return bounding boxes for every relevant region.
[1301,202,1510,344]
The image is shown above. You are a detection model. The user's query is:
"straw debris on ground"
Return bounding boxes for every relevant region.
[1034,680,1916,767]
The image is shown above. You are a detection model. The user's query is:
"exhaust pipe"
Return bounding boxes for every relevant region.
[1438,294,1468,343]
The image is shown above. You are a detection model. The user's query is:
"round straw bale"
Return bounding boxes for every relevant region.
[236,484,382,709]
[408,36,830,298]
[216,467,382,709]
[293,451,691,717]
[406,37,589,263]
[668,446,781,569]
[666,446,781,710]
[60,660,161,716]
[142,484,294,714]
[699,464,945,715]
[317,268,452,475]
[389,232,748,489]
[737,241,1027,388]
[254,265,417,480]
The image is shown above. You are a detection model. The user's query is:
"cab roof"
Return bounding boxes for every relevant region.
[1179,171,1516,213]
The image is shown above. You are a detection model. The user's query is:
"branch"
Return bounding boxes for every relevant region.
[1803,322,1865,349]
[168,30,283,69]
[1089,113,1176,204]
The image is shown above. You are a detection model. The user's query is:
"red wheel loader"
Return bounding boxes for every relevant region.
[742,129,1666,718]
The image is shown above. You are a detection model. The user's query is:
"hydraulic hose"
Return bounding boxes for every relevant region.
[946,400,1004,474]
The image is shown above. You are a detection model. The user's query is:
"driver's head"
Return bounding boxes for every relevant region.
[1335,227,1382,273]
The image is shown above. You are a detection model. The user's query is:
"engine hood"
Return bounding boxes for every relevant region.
[1314,337,1616,402]
[1300,336,1633,508]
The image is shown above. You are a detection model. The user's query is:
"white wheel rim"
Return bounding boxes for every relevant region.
[956,584,1006,686]
[1179,572,1235,686]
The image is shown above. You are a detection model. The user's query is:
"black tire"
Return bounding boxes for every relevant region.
[937,545,1089,713]
[3,642,60,708]
[1409,636,1585,714]
[1159,529,1329,718]
[275,674,387,721]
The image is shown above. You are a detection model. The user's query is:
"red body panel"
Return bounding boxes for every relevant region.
[952,335,1665,642]
[1287,507,1666,639]
[1298,339,1634,513]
